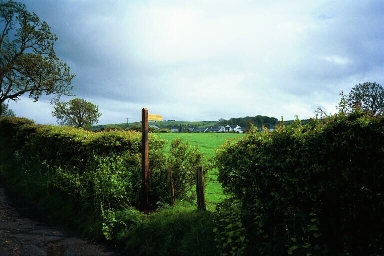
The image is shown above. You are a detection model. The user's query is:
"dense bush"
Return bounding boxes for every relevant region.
[0,117,207,242]
[116,203,217,256]
[0,118,145,238]
[216,112,384,255]
[168,138,206,200]
[213,198,248,255]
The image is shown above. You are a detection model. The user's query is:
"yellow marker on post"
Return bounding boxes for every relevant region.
[148,114,163,121]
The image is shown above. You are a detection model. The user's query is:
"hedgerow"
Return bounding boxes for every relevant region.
[0,117,208,244]
[215,111,384,255]
[8,112,382,255]
[116,203,217,256]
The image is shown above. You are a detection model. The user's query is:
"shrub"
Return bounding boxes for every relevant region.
[0,117,211,244]
[117,202,217,256]
[0,118,166,239]
[167,138,206,201]
[216,112,384,255]
[213,198,248,256]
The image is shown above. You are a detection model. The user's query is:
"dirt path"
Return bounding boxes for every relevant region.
[0,181,118,256]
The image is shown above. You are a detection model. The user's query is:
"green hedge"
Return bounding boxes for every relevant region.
[216,112,384,255]
[0,117,217,254]
[116,204,217,256]
[0,117,167,239]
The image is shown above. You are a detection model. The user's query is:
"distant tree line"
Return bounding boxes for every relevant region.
[218,115,280,130]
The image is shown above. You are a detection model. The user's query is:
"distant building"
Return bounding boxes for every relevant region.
[149,125,160,130]
[168,124,244,133]
[194,127,208,132]
[206,126,225,132]
[224,125,244,133]
[232,125,244,133]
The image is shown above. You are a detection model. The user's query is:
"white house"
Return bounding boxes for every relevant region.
[233,125,244,133]
[224,125,243,133]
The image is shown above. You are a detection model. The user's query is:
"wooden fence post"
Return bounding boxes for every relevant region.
[169,167,175,206]
[141,108,149,211]
[195,166,206,210]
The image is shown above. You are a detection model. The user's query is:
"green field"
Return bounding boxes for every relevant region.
[157,132,245,158]
[157,132,246,209]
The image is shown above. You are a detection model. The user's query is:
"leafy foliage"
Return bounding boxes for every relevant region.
[213,198,248,256]
[347,82,384,115]
[0,118,152,238]
[0,103,15,117]
[216,112,384,255]
[0,0,74,112]
[52,98,102,129]
[167,138,206,200]
[0,117,212,244]
[117,203,217,256]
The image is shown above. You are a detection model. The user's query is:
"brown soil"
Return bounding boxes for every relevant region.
[0,180,119,256]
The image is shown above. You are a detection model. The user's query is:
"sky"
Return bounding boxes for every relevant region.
[7,0,384,124]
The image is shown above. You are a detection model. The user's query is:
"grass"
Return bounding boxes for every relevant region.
[156,132,245,209]
[157,132,245,158]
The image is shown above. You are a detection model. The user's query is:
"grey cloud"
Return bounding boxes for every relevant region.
[9,0,384,124]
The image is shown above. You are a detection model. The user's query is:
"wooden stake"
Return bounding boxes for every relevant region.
[169,167,175,206]
[195,166,206,210]
[141,108,149,211]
